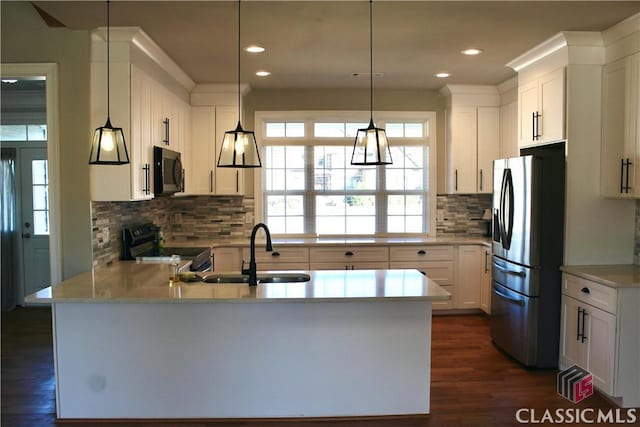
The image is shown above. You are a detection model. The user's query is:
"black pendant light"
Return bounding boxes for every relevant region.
[351,0,392,166]
[89,0,130,165]
[217,0,261,168]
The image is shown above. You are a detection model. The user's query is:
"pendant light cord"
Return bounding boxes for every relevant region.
[237,0,241,123]
[106,0,110,119]
[369,0,373,118]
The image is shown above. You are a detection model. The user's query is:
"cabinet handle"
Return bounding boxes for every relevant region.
[455,170,458,191]
[163,118,170,145]
[181,168,185,192]
[531,112,536,141]
[271,251,280,257]
[484,251,489,273]
[417,250,426,255]
[620,158,625,194]
[345,251,354,257]
[209,170,213,193]
[581,287,590,294]
[534,112,541,140]
[581,309,588,343]
[625,158,632,193]
[479,169,483,191]
[576,307,582,341]
[236,170,239,193]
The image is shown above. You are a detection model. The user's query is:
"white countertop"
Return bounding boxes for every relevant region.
[561,265,640,289]
[25,263,451,304]
[168,236,492,249]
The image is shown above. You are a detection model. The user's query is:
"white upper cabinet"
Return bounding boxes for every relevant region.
[187,105,244,195]
[601,53,640,197]
[89,28,195,202]
[517,67,565,148]
[441,85,501,194]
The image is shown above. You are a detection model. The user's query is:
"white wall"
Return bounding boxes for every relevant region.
[1,2,92,278]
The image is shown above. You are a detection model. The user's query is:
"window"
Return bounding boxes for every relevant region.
[257,111,435,236]
[0,124,47,142]
[31,159,49,235]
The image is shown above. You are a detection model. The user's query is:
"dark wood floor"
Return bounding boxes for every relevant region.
[1,308,620,427]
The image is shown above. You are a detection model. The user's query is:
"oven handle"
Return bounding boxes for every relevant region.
[493,286,525,306]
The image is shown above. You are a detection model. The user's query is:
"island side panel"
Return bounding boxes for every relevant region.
[53,300,432,419]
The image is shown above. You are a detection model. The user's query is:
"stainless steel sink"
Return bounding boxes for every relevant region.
[201,273,310,284]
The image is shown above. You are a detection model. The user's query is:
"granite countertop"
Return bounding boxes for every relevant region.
[25,263,451,304]
[561,265,640,289]
[168,236,492,249]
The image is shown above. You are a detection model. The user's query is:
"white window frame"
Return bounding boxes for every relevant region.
[254,110,437,237]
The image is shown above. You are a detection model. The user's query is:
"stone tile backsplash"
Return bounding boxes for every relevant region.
[91,196,254,269]
[436,194,493,237]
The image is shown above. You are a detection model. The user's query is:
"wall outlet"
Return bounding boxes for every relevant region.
[102,227,110,244]
[436,209,445,222]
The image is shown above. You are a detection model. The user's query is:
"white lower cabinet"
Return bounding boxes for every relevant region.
[455,246,482,309]
[309,246,389,270]
[242,247,309,271]
[560,272,640,407]
[212,247,242,272]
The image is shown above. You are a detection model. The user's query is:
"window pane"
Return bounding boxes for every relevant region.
[404,123,423,138]
[268,146,285,165]
[286,123,304,137]
[346,216,374,234]
[345,195,375,216]
[406,169,424,190]
[32,160,48,185]
[32,185,48,210]
[33,210,49,235]
[287,196,304,216]
[345,122,368,137]
[405,147,423,168]
[285,216,304,234]
[386,123,404,137]
[386,169,404,190]
[316,196,345,215]
[388,147,404,168]
[0,125,27,141]
[27,124,47,141]
[266,123,285,137]
[406,216,423,232]
[317,216,345,235]
[388,195,404,215]
[406,195,423,215]
[270,170,286,191]
[266,216,286,234]
[285,146,305,168]
[286,169,305,190]
[267,195,285,215]
[388,216,404,233]
[314,123,345,137]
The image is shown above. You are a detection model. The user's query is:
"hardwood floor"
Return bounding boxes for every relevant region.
[1,308,620,427]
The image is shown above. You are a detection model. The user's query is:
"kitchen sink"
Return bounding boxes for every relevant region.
[201,273,310,284]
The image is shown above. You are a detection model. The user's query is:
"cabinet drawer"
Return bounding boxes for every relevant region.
[310,261,389,270]
[389,261,454,285]
[432,286,454,310]
[309,246,389,263]
[256,262,309,271]
[242,247,309,264]
[563,274,617,315]
[389,245,454,262]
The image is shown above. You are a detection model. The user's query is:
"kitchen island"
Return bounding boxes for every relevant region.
[26,264,450,420]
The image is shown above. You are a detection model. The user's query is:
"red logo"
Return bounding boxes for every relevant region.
[557,365,593,403]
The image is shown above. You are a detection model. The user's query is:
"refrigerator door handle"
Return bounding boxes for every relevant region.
[494,263,526,277]
[500,168,514,250]
[493,285,525,307]
[499,169,508,247]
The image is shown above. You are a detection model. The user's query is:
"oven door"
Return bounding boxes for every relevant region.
[490,282,538,366]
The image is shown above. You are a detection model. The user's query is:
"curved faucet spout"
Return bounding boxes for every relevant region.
[245,223,273,286]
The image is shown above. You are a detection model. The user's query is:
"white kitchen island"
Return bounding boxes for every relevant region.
[26,265,450,421]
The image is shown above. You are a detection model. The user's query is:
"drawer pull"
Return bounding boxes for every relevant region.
[417,250,426,255]
[271,251,280,257]
[345,251,354,257]
[581,287,590,294]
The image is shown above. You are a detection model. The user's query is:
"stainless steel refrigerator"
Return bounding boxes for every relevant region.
[490,144,565,368]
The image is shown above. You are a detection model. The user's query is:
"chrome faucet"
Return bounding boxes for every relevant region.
[242,223,273,286]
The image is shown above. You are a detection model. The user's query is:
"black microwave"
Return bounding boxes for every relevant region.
[153,146,184,195]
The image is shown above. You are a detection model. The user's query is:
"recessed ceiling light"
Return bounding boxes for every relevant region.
[461,48,483,56]
[435,72,450,78]
[256,70,271,77]
[244,45,265,53]
[2,79,18,84]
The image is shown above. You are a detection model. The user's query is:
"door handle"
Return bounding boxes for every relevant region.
[621,158,625,194]
[22,232,31,239]
[493,286,525,306]
[493,263,525,277]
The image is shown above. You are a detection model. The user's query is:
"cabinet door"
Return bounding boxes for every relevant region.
[631,53,640,197]
[455,246,481,309]
[479,248,492,314]
[539,68,565,144]
[584,305,616,395]
[500,101,518,158]
[518,80,539,147]
[477,107,500,193]
[129,66,154,200]
[450,107,477,193]
[213,247,242,272]
[188,107,216,194]
[560,295,586,369]
[215,106,244,195]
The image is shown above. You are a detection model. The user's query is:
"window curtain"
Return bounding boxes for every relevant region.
[1,148,18,310]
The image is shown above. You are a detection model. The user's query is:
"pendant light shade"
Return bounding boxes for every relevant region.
[89,0,130,165]
[351,0,392,166]
[217,0,261,168]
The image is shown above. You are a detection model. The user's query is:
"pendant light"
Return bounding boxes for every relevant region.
[350,0,392,166]
[217,0,261,168]
[89,0,129,165]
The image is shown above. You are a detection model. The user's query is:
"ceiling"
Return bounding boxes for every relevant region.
[30,1,640,90]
